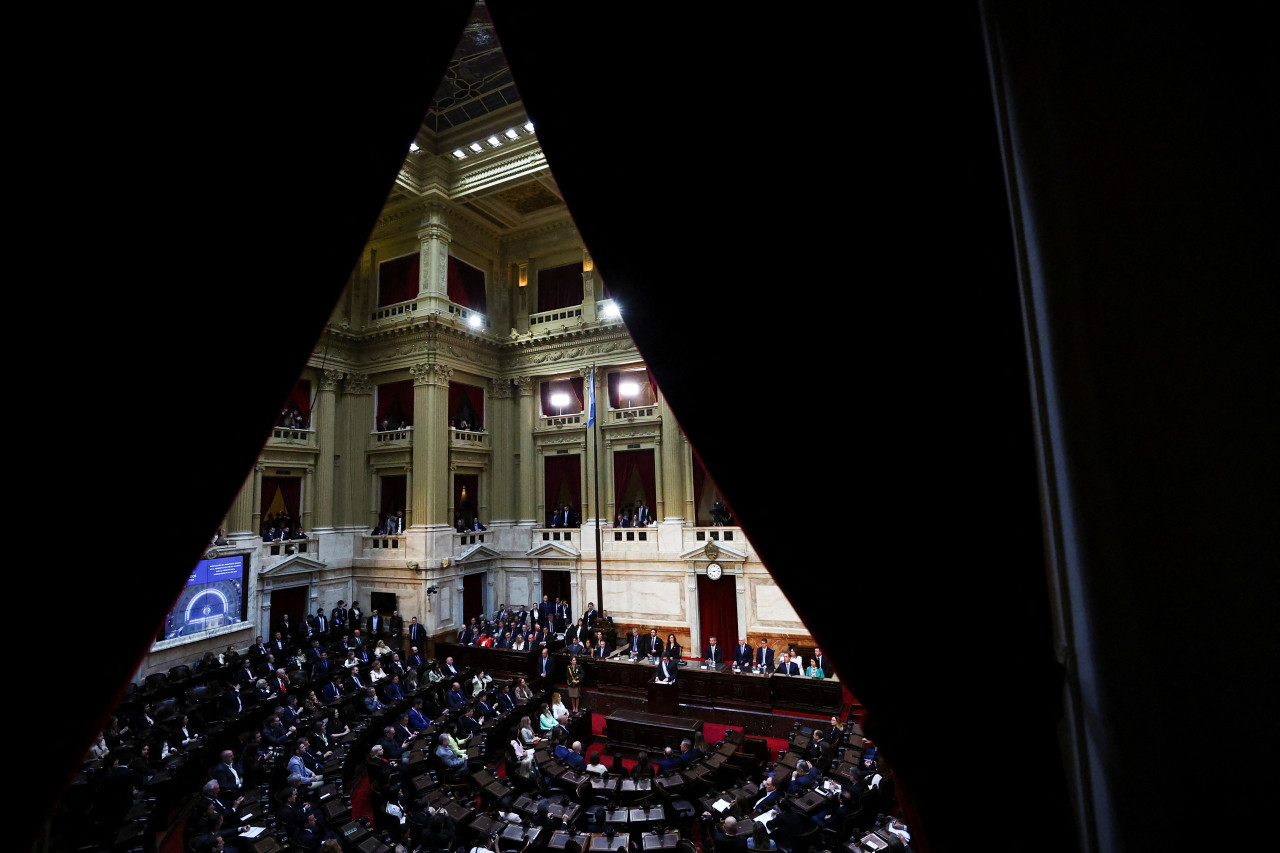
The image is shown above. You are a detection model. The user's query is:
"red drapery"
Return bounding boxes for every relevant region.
[536,261,582,312]
[448,382,485,428]
[612,449,655,520]
[260,477,301,530]
[453,473,479,526]
[544,454,582,523]
[447,255,488,312]
[276,379,312,426]
[539,377,585,416]
[607,369,657,408]
[697,575,739,657]
[378,252,419,307]
[376,380,414,428]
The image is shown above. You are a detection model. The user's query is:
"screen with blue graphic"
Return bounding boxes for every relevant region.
[158,554,247,641]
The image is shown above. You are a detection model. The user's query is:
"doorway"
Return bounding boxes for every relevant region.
[463,572,484,626]
[268,585,308,636]
[696,573,738,655]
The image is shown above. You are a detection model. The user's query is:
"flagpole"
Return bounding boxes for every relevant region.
[591,363,604,614]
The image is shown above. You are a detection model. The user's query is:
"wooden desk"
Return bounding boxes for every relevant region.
[640,831,681,850]
[605,709,701,755]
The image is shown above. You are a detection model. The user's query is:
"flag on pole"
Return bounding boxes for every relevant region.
[586,367,595,427]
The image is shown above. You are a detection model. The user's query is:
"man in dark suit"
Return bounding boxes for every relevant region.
[407,615,427,651]
[270,631,289,655]
[776,652,802,677]
[407,646,425,669]
[655,654,678,684]
[537,595,554,626]
[581,602,598,631]
[389,610,404,652]
[647,629,664,658]
[703,636,724,665]
[446,682,467,709]
[367,609,385,637]
[734,637,753,668]
[533,648,556,690]
[625,627,643,657]
[750,776,780,816]
[210,749,244,797]
[593,638,610,659]
[219,683,245,719]
[496,685,516,714]
[309,607,328,642]
[247,635,269,661]
[441,656,460,680]
[813,647,832,678]
[456,706,482,738]
[754,639,774,672]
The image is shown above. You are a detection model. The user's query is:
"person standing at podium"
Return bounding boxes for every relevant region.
[655,654,678,684]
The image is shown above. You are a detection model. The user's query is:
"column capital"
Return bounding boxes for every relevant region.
[513,376,535,396]
[320,368,344,391]
[345,373,374,395]
[411,363,453,387]
[489,376,513,399]
[577,365,596,380]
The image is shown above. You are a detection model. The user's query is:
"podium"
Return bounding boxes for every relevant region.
[645,680,677,715]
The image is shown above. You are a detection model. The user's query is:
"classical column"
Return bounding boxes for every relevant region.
[580,364,601,524]
[251,465,263,537]
[417,207,452,311]
[410,362,453,528]
[302,466,316,532]
[342,372,375,530]
[311,367,341,531]
[658,388,686,524]
[514,375,536,524]
[581,249,597,323]
[681,435,696,524]
[227,469,255,540]
[488,377,515,523]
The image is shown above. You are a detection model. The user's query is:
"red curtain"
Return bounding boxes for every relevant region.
[612,449,655,518]
[260,477,301,527]
[376,380,414,427]
[276,379,313,426]
[697,575,739,656]
[544,454,582,523]
[447,255,488,312]
[607,370,656,408]
[448,382,485,428]
[539,377,585,416]
[379,475,406,515]
[536,262,582,312]
[378,253,419,307]
[454,473,479,526]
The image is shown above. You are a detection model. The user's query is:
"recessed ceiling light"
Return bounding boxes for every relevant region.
[408,142,420,153]
[504,128,519,140]
[469,142,483,153]
[524,121,535,133]
[487,136,502,148]
[453,149,467,159]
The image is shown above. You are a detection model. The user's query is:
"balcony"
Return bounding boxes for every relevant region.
[361,534,406,554]
[540,413,583,430]
[529,303,583,333]
[260,537,319,561]
[370,298,420,323]
[450,428,488,447]
[447,303,489,331]
[455,531,488,549]
[369,427,413,453]
[533,527,577,547]
[609,404,658,422]
[266,426,316,447]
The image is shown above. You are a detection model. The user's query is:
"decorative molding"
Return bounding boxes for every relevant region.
[321,368,344,391]
[513,376,534,396]
[344,373,374,396]
[489,376,513,399]
[410,363,453,387]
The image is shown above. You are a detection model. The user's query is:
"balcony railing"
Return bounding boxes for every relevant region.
[456,531,488,548]
[268,427,316,445]
[448,303,489,331]
[610,405,657,421]
[450,428,488,446]
[534,527,576,547]
[260,537,317,559]
[371,299,419,323]
[370,427,413,452]
[529,304,583,331]
[362,535,405,552]
[541,413,583,429]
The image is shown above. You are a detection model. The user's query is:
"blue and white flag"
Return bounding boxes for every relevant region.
[586,368,595,427]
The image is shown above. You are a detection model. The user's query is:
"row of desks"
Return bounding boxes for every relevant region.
[435,643,841,716]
